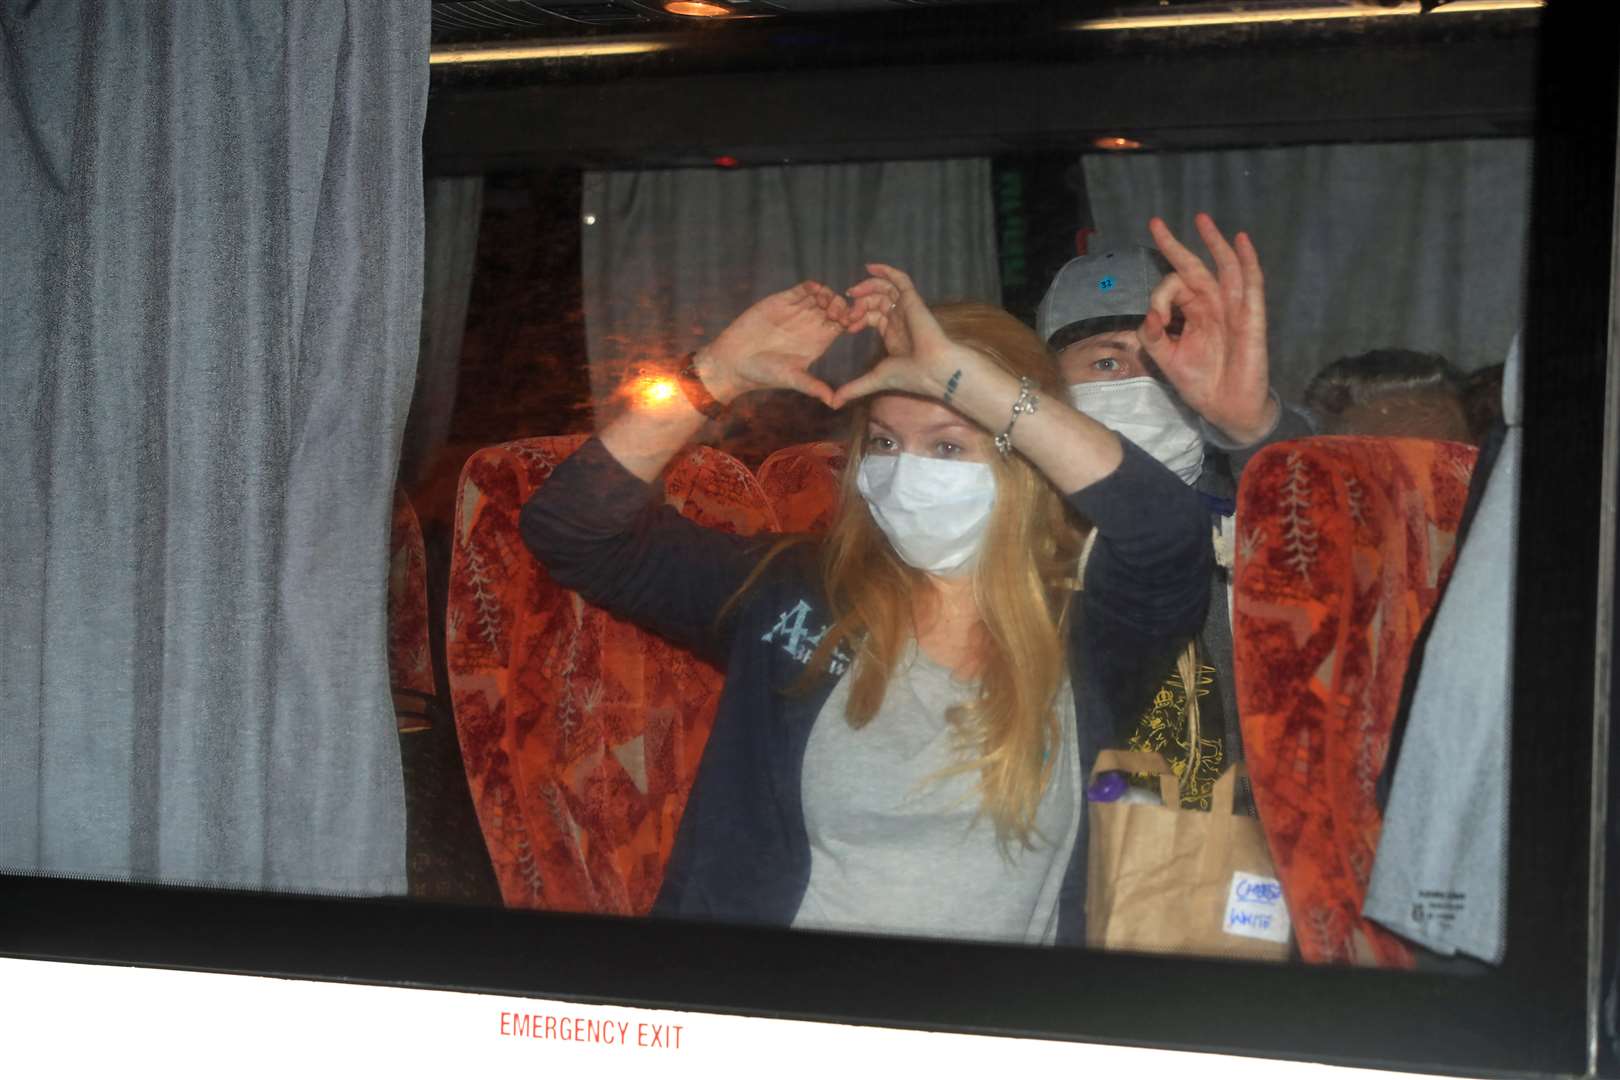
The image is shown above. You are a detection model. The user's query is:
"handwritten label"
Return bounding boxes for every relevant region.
[1222,872,1291,944]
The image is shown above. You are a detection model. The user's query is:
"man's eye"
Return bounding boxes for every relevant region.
[1093,356,1119,372]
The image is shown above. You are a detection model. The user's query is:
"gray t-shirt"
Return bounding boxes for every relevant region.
[792,643,1080,945]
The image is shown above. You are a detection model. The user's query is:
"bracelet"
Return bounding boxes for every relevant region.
[993,377,1039,457]
[676,351,727,420]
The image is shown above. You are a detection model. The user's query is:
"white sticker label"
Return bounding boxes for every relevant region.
[1222,872,1291,944]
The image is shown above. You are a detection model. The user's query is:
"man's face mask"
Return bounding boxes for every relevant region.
[1068,377,1205,486]
[856,452,997,577]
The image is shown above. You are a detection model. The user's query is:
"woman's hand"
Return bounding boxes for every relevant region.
[828,262,1126,492]
[694,281,854,409]
[829,264,975,408]
[1138,213,1278,445]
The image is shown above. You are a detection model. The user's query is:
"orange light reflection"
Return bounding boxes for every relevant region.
[665,1,731,16]
[629,375,680,410]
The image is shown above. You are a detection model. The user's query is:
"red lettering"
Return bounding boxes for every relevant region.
[502,1010,679,1049]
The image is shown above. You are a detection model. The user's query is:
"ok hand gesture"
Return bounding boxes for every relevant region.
[1139,213,1278,446]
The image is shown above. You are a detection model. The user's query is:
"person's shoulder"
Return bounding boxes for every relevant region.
[723,538,828,623]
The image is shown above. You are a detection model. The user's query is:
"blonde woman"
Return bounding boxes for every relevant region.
[522,265,1210,945]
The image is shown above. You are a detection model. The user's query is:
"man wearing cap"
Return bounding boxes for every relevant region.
[1037,213,1314,810]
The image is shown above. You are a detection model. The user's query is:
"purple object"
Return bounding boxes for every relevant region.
[1087,771,1128,803]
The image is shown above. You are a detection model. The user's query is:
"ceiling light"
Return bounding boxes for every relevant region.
[1071,0,1543,31]
[1094,136,1145,151]
[665,1,732,16]
[429,40,672,65]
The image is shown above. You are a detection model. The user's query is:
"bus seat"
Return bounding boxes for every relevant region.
[1232,436,1477,968]
[446,435,779,914]
[388,488,438,734]
[757,441,846,534]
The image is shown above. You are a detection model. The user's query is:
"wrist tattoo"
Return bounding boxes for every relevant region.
[942,368,963,406]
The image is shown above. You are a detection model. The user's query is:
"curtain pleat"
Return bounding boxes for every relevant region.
[581,159,1001,413]
[0,0,428,894]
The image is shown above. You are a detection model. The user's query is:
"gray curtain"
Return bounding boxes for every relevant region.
[0,1,429,894]
[581,159,1001,412]
[400,176,484,489]
[1082,140,1531,401]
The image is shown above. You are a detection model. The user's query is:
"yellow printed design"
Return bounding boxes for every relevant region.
[1125,662,1224,810]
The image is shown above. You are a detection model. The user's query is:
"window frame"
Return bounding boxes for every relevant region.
[1,4,1612,1074]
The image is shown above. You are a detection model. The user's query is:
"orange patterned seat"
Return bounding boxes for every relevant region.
[388,488,437,734]
[446,436,780,914]
[756,441,847,535]
[1232,437,1476,967]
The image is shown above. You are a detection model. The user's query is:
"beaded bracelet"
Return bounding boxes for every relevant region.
[993,377,1039,457]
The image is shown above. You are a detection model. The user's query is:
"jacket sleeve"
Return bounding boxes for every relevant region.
[1070,437,1212,642]
[1201,392,1317,477]
[519,436,774,664]
[1068,438,1213,745]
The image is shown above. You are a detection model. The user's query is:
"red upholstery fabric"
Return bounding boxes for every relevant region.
[446,436,779,914]
[388,488,436,733]
[756,442,847,535]
[1233,437,1477,967]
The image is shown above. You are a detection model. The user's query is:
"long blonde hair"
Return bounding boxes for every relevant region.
[799,302,1088,847]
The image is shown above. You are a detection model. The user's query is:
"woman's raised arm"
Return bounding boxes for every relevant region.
[521,281,861,660]
[600,281,854,481]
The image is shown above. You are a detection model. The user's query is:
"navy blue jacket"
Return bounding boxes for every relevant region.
[521,436,1211,945]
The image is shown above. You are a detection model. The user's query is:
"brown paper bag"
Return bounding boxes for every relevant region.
[1086,750,1292,961]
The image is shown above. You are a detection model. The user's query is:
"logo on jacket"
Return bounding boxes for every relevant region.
[762,599,851,675]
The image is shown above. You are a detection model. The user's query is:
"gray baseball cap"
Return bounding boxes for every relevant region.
[1036,246,1169,347]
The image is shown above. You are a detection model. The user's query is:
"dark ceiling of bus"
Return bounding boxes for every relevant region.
[428,0,1500,40]
[430,0,1016,38]
[424,0,1541,174]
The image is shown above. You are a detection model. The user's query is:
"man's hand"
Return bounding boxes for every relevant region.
[1139,213,1279,446]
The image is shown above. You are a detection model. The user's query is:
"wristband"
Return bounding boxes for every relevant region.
[677,351,727,420]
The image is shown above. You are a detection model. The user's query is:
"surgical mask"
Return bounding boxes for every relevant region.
[1068,377,1204,485]
[856,452,996,577]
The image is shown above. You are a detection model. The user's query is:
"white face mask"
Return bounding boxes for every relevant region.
[856,452,997,577]
[1068,376,1205,485]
